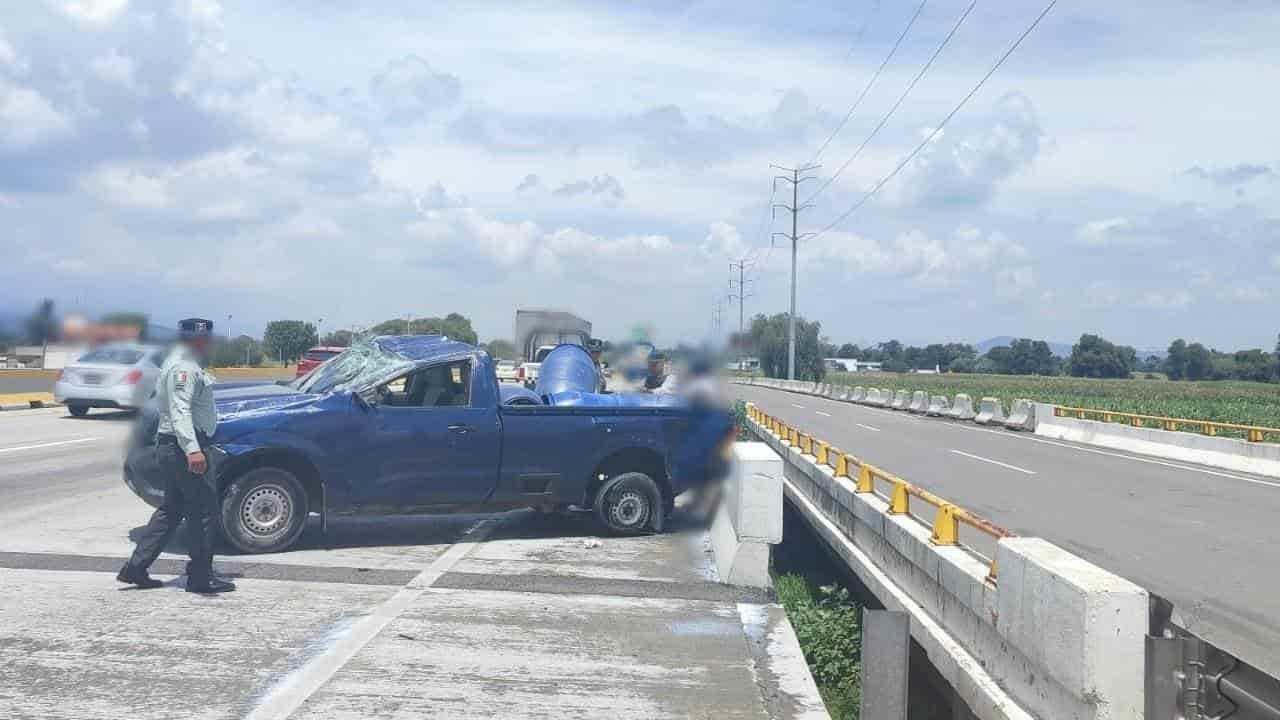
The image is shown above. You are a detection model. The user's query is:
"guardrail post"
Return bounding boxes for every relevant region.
[856,465,874,493]
[931,504,960,546]
[815,441,829,466]
[1164,420,1178,432]
[1204,423,1217,437]
[799,434,811,454]
[1132,416,1143,428]
[835,453,849,477]
[1249,429,1264,443]
[1076,409,1086,419]
[889,480,909,515]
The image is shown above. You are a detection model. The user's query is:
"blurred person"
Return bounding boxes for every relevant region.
[672,351,733,517]
[585,338,606,392]
[643,351,677,394]
[117,318,235,594]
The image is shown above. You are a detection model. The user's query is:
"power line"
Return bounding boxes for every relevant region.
[808,0,929,164]
[814,0,1059,239]
[805,0,977,206]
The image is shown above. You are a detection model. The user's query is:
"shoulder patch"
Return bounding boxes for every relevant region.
[175,370,188,389]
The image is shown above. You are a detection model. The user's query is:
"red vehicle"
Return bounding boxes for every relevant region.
[295,346,346,378]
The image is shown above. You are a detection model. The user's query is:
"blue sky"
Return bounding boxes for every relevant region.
[2,0,1278,349]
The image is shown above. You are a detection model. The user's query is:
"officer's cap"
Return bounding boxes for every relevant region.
[178,318,214,338]
[586,338,604,352]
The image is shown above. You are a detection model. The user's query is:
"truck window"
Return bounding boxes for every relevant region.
[377,360,472,408]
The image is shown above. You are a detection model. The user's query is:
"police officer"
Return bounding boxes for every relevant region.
[117,318,235,594]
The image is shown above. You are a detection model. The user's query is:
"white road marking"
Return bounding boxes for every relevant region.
[0,437,99,454]
[244,516,499,720]
[791,403,805,409]
[815,411,832,417]
[943,422,1280,488]
[745,383,1280,488]
[949,449,1036,475]
[855,423,881,432]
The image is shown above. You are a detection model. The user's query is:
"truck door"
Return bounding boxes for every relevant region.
[355,359,500,506]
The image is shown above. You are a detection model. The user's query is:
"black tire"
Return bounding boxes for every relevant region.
[220,467,308,554]
[68,405,89,417]
[593,472,662,535]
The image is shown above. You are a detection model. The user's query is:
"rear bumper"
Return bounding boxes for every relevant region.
[54,380,148,409]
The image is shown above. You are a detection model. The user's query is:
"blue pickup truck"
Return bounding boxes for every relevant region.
[124,336,722,554]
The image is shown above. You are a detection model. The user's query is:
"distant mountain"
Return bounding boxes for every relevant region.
[975,336,1166,360]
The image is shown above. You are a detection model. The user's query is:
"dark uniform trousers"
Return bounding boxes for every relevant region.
[125,432,217,585]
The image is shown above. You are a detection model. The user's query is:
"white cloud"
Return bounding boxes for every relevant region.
[0,81,74,149]
[369,55,462,125]
[1076,217,1133,247]
[90,49,142,93]
[1139,290,1193,310]
[47,0,129,26]
[80,164,170,208]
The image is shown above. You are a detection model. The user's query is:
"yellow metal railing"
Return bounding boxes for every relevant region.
[744,404,1011,581]
[1054,405,1277,443]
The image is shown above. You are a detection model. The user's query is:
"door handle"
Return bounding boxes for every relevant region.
[448,424,474,434]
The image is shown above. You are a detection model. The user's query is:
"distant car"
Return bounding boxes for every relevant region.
[495,359,519,383]
[516,344,559,388]
[54,343,166,416]
[295,346,346,378]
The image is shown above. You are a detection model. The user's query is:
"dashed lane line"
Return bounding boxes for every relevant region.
[855,423,881,432]
[0,438,99,454]
[815,411,832,417]
[949,449,1036,475]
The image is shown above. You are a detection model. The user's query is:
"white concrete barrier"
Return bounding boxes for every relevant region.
[975,397,1006,425]
[907,390,928,413]
[745,414,1148,720]
[851,386,867,403]
[890,390,910,410]
[946,393,976,421]
[926,394,950,417]
[1004,399,1035,431]
[866,388,887,406]
[710,442,784,588]
[1033,404,1280,479]
[836,385,851,401]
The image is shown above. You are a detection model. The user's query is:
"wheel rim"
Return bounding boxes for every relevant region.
[240,484,292,538]
[611,490,646,527]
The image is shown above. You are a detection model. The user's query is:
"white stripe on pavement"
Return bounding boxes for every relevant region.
[949,449,1036,475]
[0,437,99,454]
[791,403,805,409]
[244,516,499,720]
[815,411,832,417]
[855,423,881,432]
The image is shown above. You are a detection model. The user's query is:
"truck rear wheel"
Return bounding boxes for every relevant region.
[220,467,309,554]
[593,472,661,535]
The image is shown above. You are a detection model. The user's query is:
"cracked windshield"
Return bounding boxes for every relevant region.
[3,1,1279,719]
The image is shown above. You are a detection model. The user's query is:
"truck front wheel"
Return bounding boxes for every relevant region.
[594,472,662,535]
[220,467,309,554]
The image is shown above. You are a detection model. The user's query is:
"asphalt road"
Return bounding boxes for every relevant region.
[0,405,813,719]
[734,383,1280,678]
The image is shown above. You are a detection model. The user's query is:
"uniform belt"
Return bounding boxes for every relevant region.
[156,432,211,445]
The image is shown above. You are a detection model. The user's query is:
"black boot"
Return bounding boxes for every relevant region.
[186,577,236,594]
[117,565,164,589]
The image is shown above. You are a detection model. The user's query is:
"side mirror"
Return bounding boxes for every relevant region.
[353,390,377,411]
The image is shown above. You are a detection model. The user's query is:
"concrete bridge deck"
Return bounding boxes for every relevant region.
[734,382,1280,680]
[0,407,825,719]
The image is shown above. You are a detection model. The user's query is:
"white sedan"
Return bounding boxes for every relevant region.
[53,344,166,416]
[495,359,520,383]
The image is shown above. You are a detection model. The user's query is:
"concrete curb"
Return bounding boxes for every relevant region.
[1033,403,1280,479]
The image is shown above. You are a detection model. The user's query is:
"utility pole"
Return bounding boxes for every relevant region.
[728,258,755,370]
[771,164,820,380]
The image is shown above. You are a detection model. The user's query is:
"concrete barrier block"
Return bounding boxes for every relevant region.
[851,386,867,402]
[908,390,928,413]
[947,393,976,421]
[975,397,1006,425]
[835,385,851,401]
[995,538,1147,720]
[1004,398,1035,431]
[890,390,910,410]
[926,394,950,417]
[864,388,882,405]
[710,442,784,587]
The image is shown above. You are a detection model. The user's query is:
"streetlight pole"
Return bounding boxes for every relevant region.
[770,164,820,380]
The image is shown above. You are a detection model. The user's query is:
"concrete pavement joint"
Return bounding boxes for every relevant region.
[0,551,421,586]
[433,570,775,604]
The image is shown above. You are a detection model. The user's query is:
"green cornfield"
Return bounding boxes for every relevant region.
[825,372,1280,430]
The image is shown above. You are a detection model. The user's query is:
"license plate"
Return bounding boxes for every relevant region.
[82,373,102,385]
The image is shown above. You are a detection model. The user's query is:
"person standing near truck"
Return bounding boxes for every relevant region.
[643,351,676,394]
[586,338,607,392]
[117,318,235,594]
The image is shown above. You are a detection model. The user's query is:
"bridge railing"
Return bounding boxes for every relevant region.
[1053,405,1278,443]
[749,404,1012,579]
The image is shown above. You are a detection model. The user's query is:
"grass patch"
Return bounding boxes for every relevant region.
[775,572,862,719]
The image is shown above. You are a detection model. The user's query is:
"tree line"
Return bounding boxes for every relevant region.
[742,310,1280,384]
